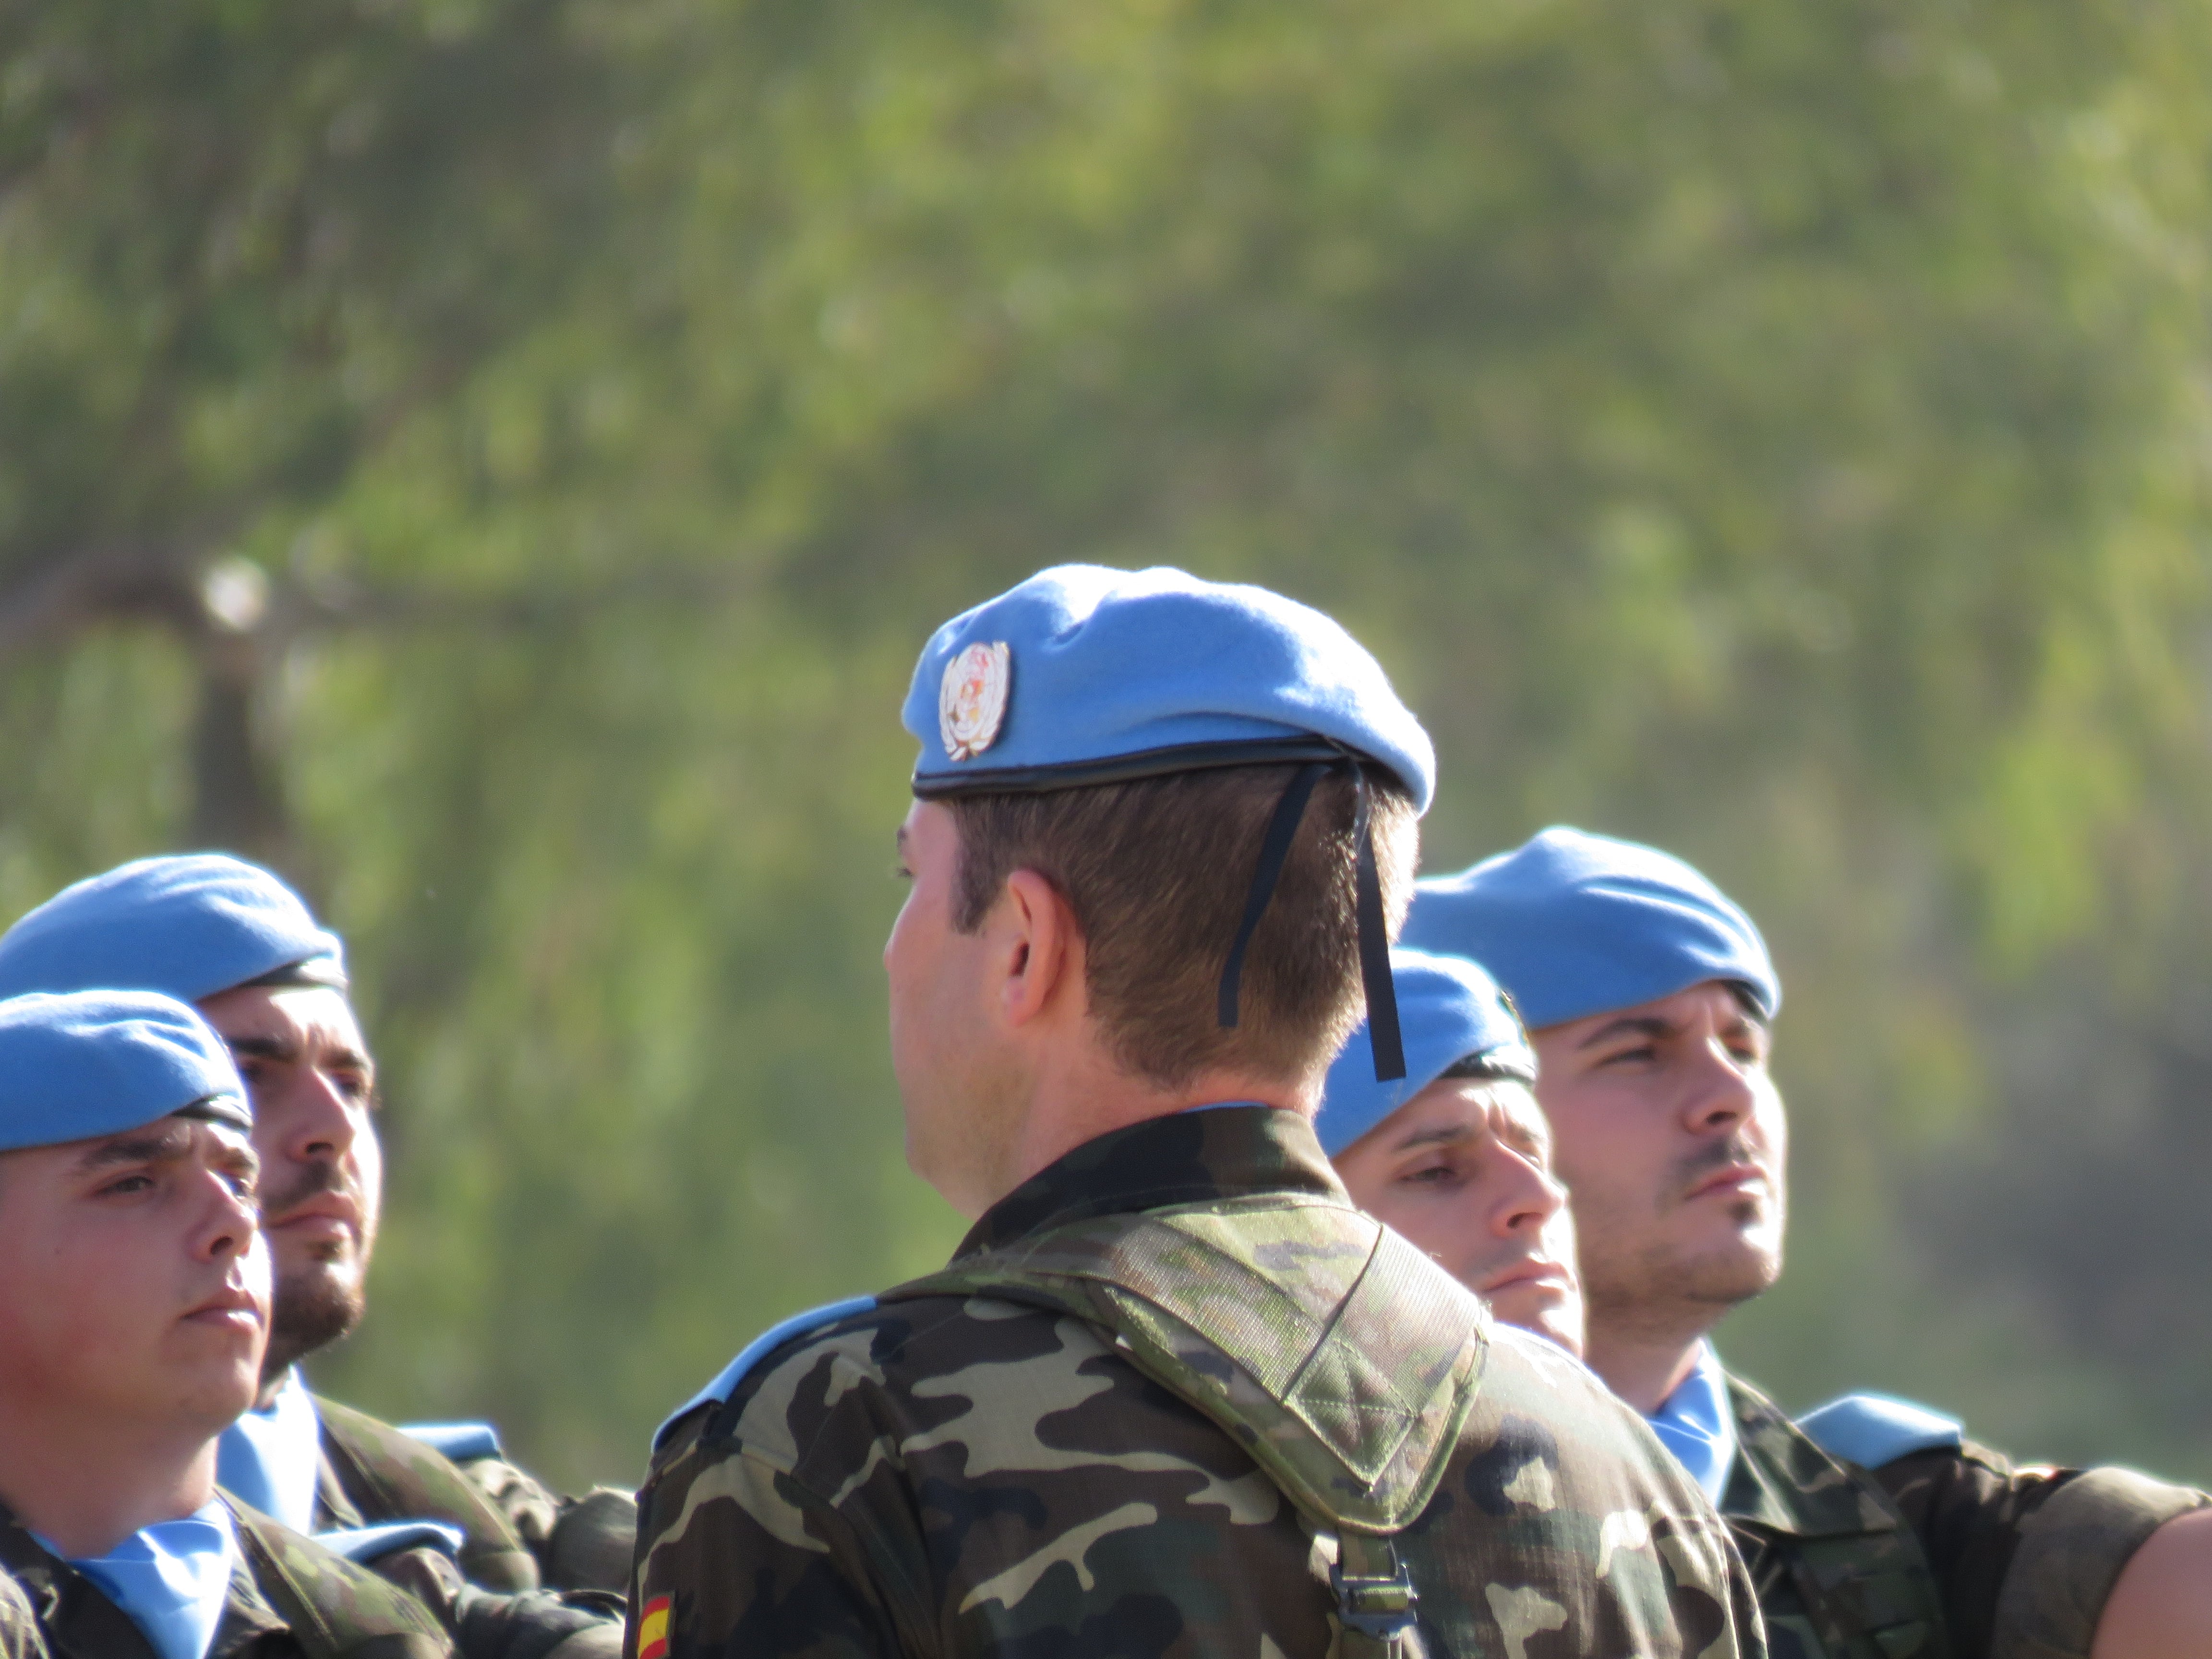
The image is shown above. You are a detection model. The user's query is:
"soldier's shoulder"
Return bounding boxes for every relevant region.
[229,1505,454,1648]
[311,1393,538,1589]
[1476,1324,1662,1444]
[1459,1325,1727,1519]
[655,1290,1101,1478]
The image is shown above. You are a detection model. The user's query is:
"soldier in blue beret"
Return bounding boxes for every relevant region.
[634,567,1763,1659]
[1314,949,1583,1356]
[0,989,467,1659]
[0,855,635,1597]
[1407,825,2212,1659]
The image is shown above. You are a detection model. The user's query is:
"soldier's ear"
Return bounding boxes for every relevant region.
[996,867,1080,1030]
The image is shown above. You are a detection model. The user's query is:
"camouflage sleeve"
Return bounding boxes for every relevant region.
[628,1408,910,1659]
[459,1458,638,1595]
[377,1544,627,1659]
[1874,1443,2207,1659]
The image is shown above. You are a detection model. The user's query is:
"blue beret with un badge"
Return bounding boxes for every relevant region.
[0,853,345,1006]
[903,565,1436,1078]
[902,564,1435,811]
[0,989,250,1154]
[1313,950,1536,1156]
[1400,826,1779,1032]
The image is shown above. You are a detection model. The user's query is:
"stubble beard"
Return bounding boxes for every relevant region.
[257,1161,372,1386]
[262,1262,367,1384]
[1578,1137,1787,1352]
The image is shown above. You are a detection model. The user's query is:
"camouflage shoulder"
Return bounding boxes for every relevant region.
[227,1499,456,1657]
[313,1395,541,1592]
[650,1293,978,1474]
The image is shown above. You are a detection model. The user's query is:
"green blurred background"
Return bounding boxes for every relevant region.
[5,0,2211,1491]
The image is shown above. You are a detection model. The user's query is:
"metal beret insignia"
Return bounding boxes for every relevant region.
[939,641,1012,761]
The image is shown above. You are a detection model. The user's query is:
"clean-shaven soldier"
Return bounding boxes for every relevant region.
[0,988,459,1659]
[631,567,1764,1659]
[1315,948,1584,1356]
[0,856,635,1595]
[1406,826,2212,1659]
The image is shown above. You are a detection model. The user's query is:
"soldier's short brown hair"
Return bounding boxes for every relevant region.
[948,764,1418,1091]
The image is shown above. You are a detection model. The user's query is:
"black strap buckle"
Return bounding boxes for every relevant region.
[1330,1549,1419,1640]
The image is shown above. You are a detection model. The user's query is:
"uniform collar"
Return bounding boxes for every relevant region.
[1720,1372,1910,1539]
[0,1499,286,1659]
[954,1103,1344,1260]
[1644,1342,1738,1502]
[215,1368,323,1534]
[38,1501,237,1659]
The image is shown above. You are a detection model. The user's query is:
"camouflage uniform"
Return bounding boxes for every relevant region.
[633,1106,1766,1659]
[1721,1373,2207,1659]
[312,1398,637,1594]
[0,1493,621,1659]
[0,1495,453,1659]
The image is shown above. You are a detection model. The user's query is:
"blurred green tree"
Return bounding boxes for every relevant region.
[1,0,2208,1486]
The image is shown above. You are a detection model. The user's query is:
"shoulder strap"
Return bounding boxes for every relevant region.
[227,1503,452,1659]
[656,1296,878,1451]
[882,1193,1488,1537]
[312,1398,540,1592]
[1795,1393,1963,1471]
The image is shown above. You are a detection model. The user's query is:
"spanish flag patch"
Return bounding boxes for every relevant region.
[637,1593,672,1659]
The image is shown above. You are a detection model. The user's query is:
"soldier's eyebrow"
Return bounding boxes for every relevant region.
[225,1033,301,1064]
[1575,1015,1674,1051]
[72,1123,193,1174]
[1390,1122,1476,1154]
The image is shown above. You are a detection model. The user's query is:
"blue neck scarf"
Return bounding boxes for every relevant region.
[1644,1343,1738,1503]
[215,1369,322,1532]
[46,1500,236,1659]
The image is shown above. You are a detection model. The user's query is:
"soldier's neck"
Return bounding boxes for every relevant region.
[0,1411,218,1558]
[993,1045,1314,1217]
[1580,1317,1711,1416]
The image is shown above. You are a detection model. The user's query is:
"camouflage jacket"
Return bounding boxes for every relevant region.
[313,1398,637,1594]
[312,1397,544,1591]
[1722,1372,2207,1659]
[633,1105,1766,1659]
[0,1493,452,1659]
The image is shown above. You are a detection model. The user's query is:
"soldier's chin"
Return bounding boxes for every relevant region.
[1488,1281,1586,1358]
[263,1268,367,1379]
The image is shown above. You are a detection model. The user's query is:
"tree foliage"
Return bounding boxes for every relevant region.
[3,0,2210,1486]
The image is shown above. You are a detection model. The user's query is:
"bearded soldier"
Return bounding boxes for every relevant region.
[0,857,635,1595]
[1406,826,2212,1659]
[630,567,1765,1659]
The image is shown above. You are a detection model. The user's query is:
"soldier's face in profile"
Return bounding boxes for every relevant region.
[888,801,1022,1216]
[1332,1076,1585,1355]
[195,984,381,1383]
[1530,980,1786,1332]
[0,1117,269,1436]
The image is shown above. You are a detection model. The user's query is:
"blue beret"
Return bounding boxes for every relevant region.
[0,990,249,1154]
[1313,950,1536,1156]
[1401,827,1779,1031]
[903,565,1436,812]
[0,854,345,1006]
